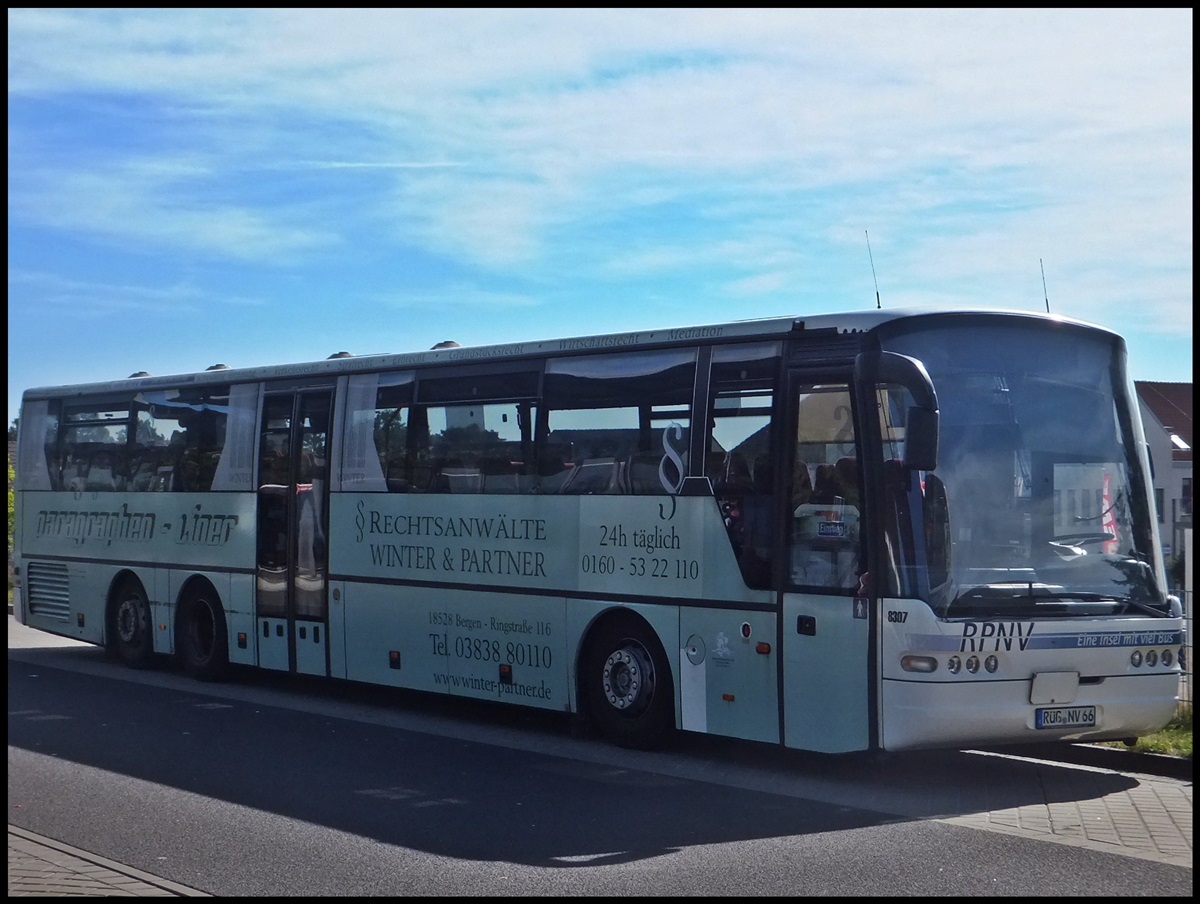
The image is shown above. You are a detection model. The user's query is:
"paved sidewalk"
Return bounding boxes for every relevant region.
[8,826,208,897]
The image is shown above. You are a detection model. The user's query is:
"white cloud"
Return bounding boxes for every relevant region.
[6,6,1191,424]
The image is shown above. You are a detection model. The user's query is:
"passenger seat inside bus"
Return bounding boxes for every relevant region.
[559,457,625,494]
[791,459,813,509]
[129,447,161,491]
[480,456,522,494]
[707,450,753,495]
[84,450,119,491]
[430,458,483,493]
[626,451,666,494]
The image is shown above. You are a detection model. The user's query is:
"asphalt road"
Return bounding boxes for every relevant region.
[8,616,1193,896]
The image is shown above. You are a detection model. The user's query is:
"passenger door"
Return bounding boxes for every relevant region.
[256,389,333,676]
[780,375,871,753]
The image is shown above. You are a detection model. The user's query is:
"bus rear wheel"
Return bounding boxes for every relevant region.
[176,585,229,682]
[583,616,674,750]
[110,578,154,669]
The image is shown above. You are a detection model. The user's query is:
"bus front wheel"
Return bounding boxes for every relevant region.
[583,616,674,751]
[110,578,154,669]
[176,585,229,682]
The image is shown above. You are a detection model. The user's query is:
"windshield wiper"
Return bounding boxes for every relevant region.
[951,584,1165,616]
[952,584,1114,605]
[1116,597,1169,617]
[953,583,1103,602]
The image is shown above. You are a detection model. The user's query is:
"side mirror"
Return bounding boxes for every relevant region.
[905,406,939,472]
[857,350,940,471]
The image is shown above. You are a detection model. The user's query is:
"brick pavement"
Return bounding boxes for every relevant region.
[8,826,208,897]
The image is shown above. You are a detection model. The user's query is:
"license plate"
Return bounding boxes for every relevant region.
[1035,705,1096,729]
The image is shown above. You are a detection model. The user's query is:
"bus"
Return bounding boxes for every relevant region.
[12,308,1185,754]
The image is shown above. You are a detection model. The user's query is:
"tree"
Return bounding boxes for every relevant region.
[8,418,17,442]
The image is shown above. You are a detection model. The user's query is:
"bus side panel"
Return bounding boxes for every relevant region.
[19,490,257,653]
[331,494,749,604]
[330,492,760,724]
[19,558,115,646]
[22,491,256,569]
[329,579,347,679]
[18,494,110,644]
[677,606,780,743]
[225,571,257,667]
[152,566,173,655]
[340,582,571,711]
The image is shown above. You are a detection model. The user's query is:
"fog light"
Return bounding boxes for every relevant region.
[984,655,999,673]
[966,655,980,674]
[947,656,961,674]
[1161,649,1173,667]
[1146,649,1158,667]
[1130,650,1143,667]
[901,655,938,673]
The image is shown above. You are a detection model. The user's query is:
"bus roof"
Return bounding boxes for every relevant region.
[20,306,1112,403]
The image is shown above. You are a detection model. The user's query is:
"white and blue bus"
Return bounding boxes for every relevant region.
[12,308,1185,753]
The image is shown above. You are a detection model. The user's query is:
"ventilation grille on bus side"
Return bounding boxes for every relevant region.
[26,561,70,621]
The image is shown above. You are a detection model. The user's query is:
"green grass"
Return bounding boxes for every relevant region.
[1099,706,1193,758]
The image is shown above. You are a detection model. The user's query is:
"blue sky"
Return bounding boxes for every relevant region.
[7,9,1193,428]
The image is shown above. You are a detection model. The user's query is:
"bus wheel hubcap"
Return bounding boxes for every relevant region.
[117,601,141,642]
[602,645,652,711]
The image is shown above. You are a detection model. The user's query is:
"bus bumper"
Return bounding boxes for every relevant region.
[880,673,1180,751]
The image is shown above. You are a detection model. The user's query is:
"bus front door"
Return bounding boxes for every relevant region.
[256,390,333,677]
[780,376,871,753]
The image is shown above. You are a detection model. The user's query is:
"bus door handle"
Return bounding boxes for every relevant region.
[797,615,816,636]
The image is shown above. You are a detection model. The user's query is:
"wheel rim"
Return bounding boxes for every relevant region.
[601,642,655,714]
[116,596,144,644]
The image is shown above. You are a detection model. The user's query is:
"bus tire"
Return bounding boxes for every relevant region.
[176,584,229,682]
[582,615,674,751]
[109,578,155,669]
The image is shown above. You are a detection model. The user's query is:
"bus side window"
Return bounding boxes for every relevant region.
[708,383,776,589]
[542,348,697,497]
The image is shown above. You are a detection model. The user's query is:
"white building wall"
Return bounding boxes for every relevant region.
[1138,396,1191,561]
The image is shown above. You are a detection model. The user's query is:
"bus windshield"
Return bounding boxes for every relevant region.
[878,319,1167,619]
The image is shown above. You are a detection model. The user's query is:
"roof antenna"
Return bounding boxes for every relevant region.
[866,230,881,309]
[1040,258,1051,313]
